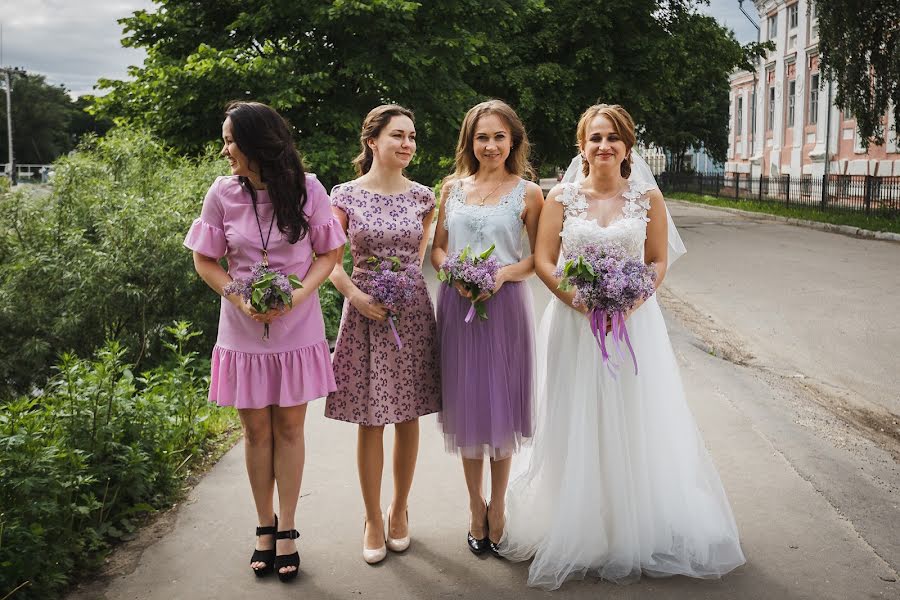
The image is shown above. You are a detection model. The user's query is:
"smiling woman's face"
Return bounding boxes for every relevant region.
[220,117,254,177]
[472,112,511,169]
[581,114,628,176]
[371,115,417,169]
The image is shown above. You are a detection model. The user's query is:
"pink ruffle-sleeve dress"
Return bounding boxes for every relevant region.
[184,174,347,409]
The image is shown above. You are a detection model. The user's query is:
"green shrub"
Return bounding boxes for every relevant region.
[0,322,235,599]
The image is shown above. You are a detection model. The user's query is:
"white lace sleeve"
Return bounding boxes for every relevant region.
[442,181,463,230]
[622,181,651,222]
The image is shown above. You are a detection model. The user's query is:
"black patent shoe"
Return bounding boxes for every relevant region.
[250,515,278,577]
[274,529,300,582]
[488,540,504,558]
[467,530,490,554]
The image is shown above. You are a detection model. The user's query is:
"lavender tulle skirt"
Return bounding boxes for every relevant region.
[437,280,535,459]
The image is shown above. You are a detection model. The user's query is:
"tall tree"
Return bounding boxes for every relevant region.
[640,12,747,172]
[816,0,900,147]
[0,73,79,164]
[93,0,536,185]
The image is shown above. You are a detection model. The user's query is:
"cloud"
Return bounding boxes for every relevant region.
[2,0,154,97]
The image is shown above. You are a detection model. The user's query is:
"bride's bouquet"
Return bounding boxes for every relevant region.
[364,256,420,349]
[557,243,656,375]
[437,244,500,323]
[224,261,303,339]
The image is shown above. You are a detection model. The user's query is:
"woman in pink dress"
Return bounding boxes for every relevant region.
[326,104,441,564]
[184,102,346,582]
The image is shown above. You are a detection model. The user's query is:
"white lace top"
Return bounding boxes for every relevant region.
[555,179,654,261]
[444,178,528,266]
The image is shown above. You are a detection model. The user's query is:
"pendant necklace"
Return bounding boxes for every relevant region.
[252,194,275,267]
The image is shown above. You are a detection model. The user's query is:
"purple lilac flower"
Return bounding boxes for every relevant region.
[224,261,302,339]
[364,256,420,348]
[438,244,500,322]
[557,244,656,374]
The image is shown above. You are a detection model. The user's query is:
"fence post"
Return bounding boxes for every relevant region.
[863,175,872,214]
[699,173,704,196]
[735,173,740,200]
[715,174,721,197]
[758,174,763,202]
[821,174,828,209]
[785,175,791,207]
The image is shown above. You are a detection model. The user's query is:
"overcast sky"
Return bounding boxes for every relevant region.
[2,0,759,98]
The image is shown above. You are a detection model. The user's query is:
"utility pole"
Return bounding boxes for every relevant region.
[3,67,13,185]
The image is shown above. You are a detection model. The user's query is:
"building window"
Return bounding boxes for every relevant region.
[809,2,818,40]
[809,74,819,124]
[737,97,743,133]
[768,14,778,40]
[788,4,799,29]
[843,106,853,120]
[787,80,796,127]
[768,86,775,130]
[751,90,757,134]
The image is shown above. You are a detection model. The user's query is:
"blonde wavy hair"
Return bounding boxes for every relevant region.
[576,104,636,178]
[447,100,535,182]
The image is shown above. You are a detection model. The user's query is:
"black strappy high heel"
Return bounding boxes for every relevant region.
[274,529,300,582]
[250,514,278,577]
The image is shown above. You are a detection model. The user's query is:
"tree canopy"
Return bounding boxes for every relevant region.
[0,73,74,164]
[93,0,751,180]
[817,0,900,148]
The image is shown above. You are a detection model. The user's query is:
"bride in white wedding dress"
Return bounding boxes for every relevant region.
[499,104,745,590]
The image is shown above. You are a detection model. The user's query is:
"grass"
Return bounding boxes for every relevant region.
[666,191,900,235]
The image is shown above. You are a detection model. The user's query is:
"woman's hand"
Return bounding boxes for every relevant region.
[453,281,473,300]
[475,266,510,303]
[350,290,388,321]
[226,293,281,324]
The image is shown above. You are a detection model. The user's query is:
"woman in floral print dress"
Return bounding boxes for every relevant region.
[326,104,440,564]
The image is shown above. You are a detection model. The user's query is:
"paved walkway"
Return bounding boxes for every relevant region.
[69,205,900,600]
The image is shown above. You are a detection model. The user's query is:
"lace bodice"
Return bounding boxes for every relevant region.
[444,178,528,266]
[556,180,654,260]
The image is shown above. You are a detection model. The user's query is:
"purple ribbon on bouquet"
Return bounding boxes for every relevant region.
[388,315,403,349]
[589,308,639,376]
[464,303,477,324]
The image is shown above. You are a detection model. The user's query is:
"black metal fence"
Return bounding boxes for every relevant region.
[658,172,900,216]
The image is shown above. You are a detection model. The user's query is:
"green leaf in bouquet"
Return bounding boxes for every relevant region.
[437,269,448,282]
[389,256,402,271]
[287,274,303,289]
[277,289,291,306]
[366,256,379,267]
[460,246,470,261]
[475,301,488,320]
[251,288,264,306]
[557,279,573,292]
[478,244,496,260]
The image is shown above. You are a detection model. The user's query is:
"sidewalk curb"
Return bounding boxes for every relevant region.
[665,198,900,243]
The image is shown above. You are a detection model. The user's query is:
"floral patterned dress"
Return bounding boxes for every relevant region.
[325,181,441,425]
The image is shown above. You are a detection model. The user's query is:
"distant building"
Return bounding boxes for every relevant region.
[726,0,900,178]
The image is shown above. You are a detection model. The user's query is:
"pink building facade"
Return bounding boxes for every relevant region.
[726,0,900,178]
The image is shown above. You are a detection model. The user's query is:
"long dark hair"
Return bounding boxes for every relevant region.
[352,104,415,176]
[224,101,309,244]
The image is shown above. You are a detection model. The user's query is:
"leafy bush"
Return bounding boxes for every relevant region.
[0,322,235,599]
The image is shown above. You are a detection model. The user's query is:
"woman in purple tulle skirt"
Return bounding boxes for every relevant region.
[430,100,543,557]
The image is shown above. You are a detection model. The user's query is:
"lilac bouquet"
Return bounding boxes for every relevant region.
[557,244,656,375]
[364,256,420,349]
[224,261,303,339]
[437,244,500,323]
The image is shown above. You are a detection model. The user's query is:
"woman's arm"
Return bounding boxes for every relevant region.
[643,189,669,288]
[327,207,387,321]
[534,186,583,312]
[192,251,272,323]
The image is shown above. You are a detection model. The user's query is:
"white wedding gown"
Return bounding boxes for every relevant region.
[500,180,745,590]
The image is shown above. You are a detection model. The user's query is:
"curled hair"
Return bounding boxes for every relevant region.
[576,104,636,179]
[225,101,309,244]
[353,104,416,176]
[447,99,535,183]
